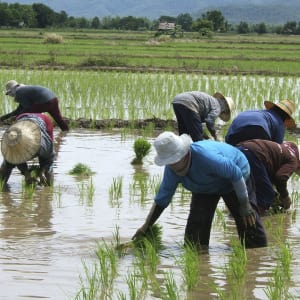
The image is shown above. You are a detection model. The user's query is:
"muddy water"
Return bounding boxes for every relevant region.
[0,129,300,299]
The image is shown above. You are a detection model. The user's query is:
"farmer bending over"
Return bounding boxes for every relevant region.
[172,91,234,141]
[236,139,300,216]
[132,131,267,249]
[225,99,295,145]
[0,113,55,186]
[1,80,69,131]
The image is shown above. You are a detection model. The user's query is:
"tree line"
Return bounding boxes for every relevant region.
[1,2,300,35]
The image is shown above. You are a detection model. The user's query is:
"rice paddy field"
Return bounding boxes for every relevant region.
[0,29,300,299]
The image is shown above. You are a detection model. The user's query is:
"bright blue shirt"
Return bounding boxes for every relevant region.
[225,109,285,144]
[154,140,250,208]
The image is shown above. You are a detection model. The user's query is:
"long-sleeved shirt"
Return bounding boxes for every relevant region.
[155,140,250,208]
[225,109,285,144]
[172,91,221,135]
[237,139,298,197]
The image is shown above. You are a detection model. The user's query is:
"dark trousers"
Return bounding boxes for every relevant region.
[226,125,270,145]
[237,146,276,210]
[172,103,204,142]
[25,98,69,131]
[184,177,267,248]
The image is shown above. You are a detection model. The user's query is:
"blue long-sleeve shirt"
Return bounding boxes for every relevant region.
[225,109,285,144]
[154,140,250,208]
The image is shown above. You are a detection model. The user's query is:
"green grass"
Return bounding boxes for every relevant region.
[1,29,300,75]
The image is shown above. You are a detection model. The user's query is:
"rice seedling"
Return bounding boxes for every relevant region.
[78,178,95,206]
[222,237,247,299]
[162,270,180,300]
[131,137,151,165]
[125,268,146,300]
[177,241,200,291]
[0,179,6,191]
[109,176,123,205]
[21,180,36,199]
[68,163,95,177]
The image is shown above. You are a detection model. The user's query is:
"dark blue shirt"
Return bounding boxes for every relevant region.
[225,109,285,144]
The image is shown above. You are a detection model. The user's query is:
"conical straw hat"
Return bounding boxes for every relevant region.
[213,92,235,122]
[264,99,296,129]
[1,120,41,164]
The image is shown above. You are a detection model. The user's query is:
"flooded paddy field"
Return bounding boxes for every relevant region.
[0,128,300,299]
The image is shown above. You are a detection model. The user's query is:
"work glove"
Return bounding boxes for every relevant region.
[278,195,291,210]
[132,203,165,240]
[239,200,256,228]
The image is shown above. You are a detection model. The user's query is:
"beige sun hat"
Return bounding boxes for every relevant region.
[213,92,234,122]
[153,131,192,166]
[264,99,296,129]
[1,120,41,164]
[5,80,19,96]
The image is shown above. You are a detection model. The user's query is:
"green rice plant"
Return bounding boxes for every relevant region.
[133,223,164,252]
[75,260,101,300]
[77,178,95,206]
[125,268,146,300]
[177,241,200,291]
[129,173,150,205]
[278,243,292,281]
[213,207,227,231]
[69,163,95,177]
[109,176,123,205]
[95,241,118,291]
[223,237,247,299]
[21,180,36,199]
[264,265,294,300]
[0,179,6,191]
[162,270,180,300]
[131,138,151,165]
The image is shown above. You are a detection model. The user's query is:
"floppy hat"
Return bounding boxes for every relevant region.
[264,99,296,129]
[213,92,234,122]
[1,120,41,164]
[5,80,19,95]
[154,131,192,166]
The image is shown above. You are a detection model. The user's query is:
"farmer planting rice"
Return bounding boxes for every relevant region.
[132,131,267,249]
[2,80,69,131]
[0,113,55,186]
[172,91,234,141]
[225,99,296,145]
[236,139,300,216]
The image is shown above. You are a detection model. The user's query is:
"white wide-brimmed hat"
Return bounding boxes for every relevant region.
[1,120,41,164]
[5,80,20,95]
[264,99,296,129]
[213,92,234,122]
[154,131,192,166]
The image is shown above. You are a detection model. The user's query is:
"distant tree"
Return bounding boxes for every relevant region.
[191,18,213,33]
[32,3,56,27]
[281,21,297,34]
[237,21,250,34]
[202,10,226,32]
[91,16,100,29]
[176,13,193,31]
[0,3,13,26]
[119,16,149,30]
[159,15,176,23]
[254,22,267,34]
[55,10,68,27]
